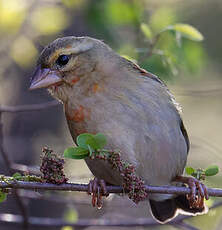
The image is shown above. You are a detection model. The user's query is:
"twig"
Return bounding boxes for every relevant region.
[0,100,59,113]
[0,213,199,228]
[0,112,29,229]
[2,200,222,229]
[0,214,156,228]
[0,198,219,230]
[175,88,222,97]
[139,33,161,63]
[0,181,222,197]
[11,163,41,176]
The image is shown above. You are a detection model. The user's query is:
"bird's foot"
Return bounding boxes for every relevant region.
[87,178,109,209]
[174,176,209,209]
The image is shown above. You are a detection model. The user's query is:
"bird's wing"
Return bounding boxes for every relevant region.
[180,119,190,154]
[129,60,164,85]
[126,59,190,154]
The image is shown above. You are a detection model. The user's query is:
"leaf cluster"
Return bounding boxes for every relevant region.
[140,22,205,78]
[64,133,107,159]
[186,165,219,180]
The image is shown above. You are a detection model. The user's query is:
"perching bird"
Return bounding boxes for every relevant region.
[29,36,208,223]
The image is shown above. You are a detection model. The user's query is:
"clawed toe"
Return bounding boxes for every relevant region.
[186,177,209,209]
[88,178,109,208]
[174,176,209,209]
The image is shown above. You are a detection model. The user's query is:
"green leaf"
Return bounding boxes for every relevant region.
[76,133,95,149]
[12,172,22,180]
[0,191,7,203]
[205,165,219,176]
[185,167,195,175]
[64,147,89,159]
[140,23,152,39]
[168,23,204,41]
[93,133,107,149]
[76,133,107,150]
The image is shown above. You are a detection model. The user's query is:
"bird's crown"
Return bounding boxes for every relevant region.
[37,36,102,68]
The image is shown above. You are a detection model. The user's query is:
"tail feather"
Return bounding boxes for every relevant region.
[175,194,207,214]
[149,195,208,223]
[149,199,177,223]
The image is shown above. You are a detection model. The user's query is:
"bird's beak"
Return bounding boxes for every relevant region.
[29,65,62,90]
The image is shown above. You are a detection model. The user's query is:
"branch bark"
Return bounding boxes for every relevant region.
[0,180,222,197]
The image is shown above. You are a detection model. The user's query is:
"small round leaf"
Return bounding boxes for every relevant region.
[93,133,107,150]
[205,165,219,176]
[185,167,195,175]
[76,133,95,149]
[64,147,89,159]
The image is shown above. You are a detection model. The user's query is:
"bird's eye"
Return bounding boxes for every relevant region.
[56,55,70,67]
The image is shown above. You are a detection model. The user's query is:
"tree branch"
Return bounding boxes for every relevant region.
[0,100,59,113]
[0,214,196,228]
[1,199,221,230]
[3,198,222,229]
[0,214,159,228]
[0,180,222,197]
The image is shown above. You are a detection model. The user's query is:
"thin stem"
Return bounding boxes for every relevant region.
[139,32,161,63]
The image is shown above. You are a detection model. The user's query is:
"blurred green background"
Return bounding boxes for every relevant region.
[0,0,222,229]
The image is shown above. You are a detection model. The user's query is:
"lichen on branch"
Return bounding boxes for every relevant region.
[40,147,68,184]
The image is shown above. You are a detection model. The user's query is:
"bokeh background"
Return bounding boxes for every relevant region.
[0,0,222,229]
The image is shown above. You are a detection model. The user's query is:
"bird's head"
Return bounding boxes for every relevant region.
[29,36,113,94]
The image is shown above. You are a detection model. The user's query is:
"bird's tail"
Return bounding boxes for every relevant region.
[149,194,208,223]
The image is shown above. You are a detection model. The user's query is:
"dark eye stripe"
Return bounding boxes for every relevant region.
[56,55,70,67]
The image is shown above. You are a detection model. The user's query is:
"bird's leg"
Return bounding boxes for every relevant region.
[174,176,209,209]
[87,178,109,208]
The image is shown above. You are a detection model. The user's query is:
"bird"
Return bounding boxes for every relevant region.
[29,36,208,223]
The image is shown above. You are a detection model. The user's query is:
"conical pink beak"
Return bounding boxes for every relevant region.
[29,65,62,90]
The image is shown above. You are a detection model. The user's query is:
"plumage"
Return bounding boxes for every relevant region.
[30,36,207,223]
